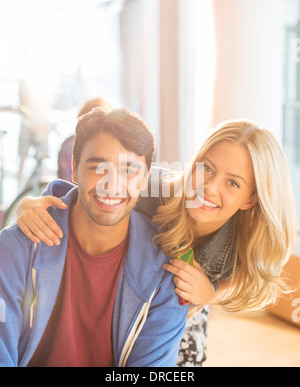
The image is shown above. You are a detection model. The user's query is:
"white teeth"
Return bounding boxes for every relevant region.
[96,196,122,206]
[196,193,219,208]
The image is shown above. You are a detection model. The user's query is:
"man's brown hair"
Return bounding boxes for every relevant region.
[73,107,155,170]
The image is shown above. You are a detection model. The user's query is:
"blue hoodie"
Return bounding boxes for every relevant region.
[0,181,188,367]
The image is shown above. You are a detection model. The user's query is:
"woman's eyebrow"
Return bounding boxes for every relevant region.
[202,157,217,169]
[202,157,247,184]
[227,173,247,184]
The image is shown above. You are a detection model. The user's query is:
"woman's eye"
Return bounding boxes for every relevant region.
[229,180,240,188]
[204,164,213,174]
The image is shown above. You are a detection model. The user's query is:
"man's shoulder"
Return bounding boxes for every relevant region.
[129,210,163,255]
[43,179,76,199]
[0,223,32,248]
[0,223,35,269]
[130,209,159,235]
[125,210,170,299]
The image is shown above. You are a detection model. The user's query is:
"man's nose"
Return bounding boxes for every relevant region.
[98,170,128,197]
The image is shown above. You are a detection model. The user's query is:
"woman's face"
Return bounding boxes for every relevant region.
[187,140,256,236]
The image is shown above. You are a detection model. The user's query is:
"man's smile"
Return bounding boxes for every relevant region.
[93,194,128,210]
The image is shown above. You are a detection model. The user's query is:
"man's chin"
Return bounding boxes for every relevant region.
[78,194,138,227]
[88,204,133,227]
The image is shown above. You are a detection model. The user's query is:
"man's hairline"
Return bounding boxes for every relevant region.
[74,129,152,170]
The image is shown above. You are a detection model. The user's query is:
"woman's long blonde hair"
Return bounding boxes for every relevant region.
[153,119,297,312]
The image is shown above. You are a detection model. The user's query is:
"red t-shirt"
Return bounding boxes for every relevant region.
[28,221,128,367]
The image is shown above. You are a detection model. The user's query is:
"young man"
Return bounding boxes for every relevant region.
[0,107,188,367]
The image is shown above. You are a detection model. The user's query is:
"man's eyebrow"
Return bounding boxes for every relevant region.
[85,157,144,169]
[86,157,108,164]
[202,157,247,184]
[119,161,143,169]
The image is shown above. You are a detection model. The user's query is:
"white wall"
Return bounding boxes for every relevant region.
[179,0,216,163]
[120,0,285,164]
[120,0,160,158]
[210,0,284,142]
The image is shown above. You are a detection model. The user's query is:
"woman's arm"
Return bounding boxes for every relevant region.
[16,193,161,247]
[16,168,166,246]
[16,194,160,247]
[17,195,68,246]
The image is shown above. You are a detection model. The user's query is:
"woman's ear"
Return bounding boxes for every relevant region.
[240,194,258,211]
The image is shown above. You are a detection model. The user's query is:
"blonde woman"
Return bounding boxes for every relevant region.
[15,119,297,366]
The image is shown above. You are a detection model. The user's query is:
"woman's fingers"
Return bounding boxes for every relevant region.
[36,206,64,240]
[18,214,58,247]
[18,209,62,246]
[163,259,194,280]
[163,257,216,306]
[163,260,195,303]
[174,287,192,303]
[173,275,193,293]
[41,195,68,211]
[17,220,41,245]
[16,195,67,246]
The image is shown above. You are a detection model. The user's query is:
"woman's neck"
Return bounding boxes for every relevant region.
[191,220,225,247]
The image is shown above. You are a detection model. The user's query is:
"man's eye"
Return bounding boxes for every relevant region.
[96,165,106,173]
[120,168,138,175]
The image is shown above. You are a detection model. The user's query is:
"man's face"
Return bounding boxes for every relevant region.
[72,131,149,227]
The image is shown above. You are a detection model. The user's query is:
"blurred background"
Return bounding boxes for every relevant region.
[0,0,299,230]
[0,0,299,366]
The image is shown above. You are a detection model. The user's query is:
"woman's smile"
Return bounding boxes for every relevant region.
[194,193,220,211]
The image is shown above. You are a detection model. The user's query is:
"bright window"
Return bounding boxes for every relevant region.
[0,0,123,207]
[283,0,300,254]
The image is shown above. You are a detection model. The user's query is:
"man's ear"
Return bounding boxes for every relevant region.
[140,166,151,192]
[72,158,78,184]
[240,194,258,211]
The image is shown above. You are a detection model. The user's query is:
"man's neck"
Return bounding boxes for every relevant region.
[70,200,130,256]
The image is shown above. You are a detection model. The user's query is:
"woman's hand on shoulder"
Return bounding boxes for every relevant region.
[17,195,68,247]
[163,259,215,307]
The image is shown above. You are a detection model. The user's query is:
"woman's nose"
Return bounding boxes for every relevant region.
[204,176,220,196]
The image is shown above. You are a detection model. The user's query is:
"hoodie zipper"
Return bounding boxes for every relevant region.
[30,267,37,329]
[29,243,38,329]
[118,289,156,367]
